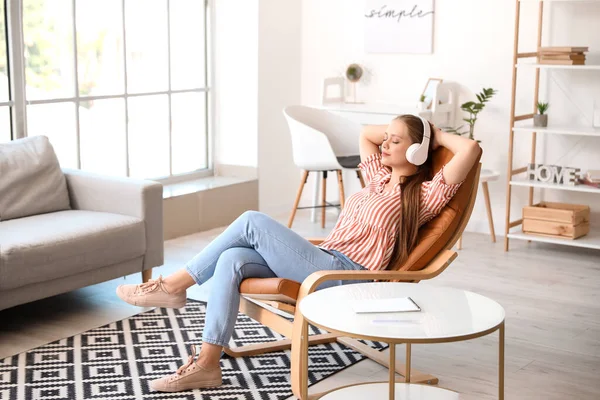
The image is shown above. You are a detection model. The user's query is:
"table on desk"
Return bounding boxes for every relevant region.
[297,282,506,400]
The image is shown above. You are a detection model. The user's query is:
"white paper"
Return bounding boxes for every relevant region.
[352,297,420,313]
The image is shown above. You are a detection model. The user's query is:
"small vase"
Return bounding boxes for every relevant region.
[416,101,427,111]
[533,114,548,127]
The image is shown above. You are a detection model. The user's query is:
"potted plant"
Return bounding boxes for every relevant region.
[534,102,549,127]
[445,88,497,142]
[417,94,428,111]
[345,64,363,82]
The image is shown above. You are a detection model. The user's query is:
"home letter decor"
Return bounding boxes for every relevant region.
[527,163,580,186]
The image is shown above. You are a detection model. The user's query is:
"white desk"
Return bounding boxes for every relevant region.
[319,80,458,125]
[321,79,458,126]
[320,102,433,125]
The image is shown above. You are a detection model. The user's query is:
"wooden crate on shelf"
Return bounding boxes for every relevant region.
[522,202,590,240]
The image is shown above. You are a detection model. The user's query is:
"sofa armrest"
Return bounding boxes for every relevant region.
[62,168,164,269]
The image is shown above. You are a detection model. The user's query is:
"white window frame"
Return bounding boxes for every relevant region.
[4,0,213,183]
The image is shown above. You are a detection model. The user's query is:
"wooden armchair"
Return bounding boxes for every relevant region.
[227,147,482,397]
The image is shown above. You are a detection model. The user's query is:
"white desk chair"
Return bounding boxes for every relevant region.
[283,105,365,229]
[457,169,500,249]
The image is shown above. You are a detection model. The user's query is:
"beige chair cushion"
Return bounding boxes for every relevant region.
[240,278,300,304]
[0,210,146,291]
[0,136,71,221]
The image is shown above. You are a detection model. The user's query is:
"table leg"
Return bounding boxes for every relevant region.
[321,171,327,229]
[482,181,496,243]
[311,173,320,223]
[405,343,412,383]
[337,170,346,209]
[499,322,505,400]
[389,343,395,400]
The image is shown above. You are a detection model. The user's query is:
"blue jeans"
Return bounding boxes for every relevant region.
[184,210,367,348]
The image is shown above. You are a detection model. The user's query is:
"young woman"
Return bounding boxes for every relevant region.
[116,114,480,393]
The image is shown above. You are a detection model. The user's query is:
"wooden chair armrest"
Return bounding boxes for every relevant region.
[307,237,325,245]
[297,249,457,302]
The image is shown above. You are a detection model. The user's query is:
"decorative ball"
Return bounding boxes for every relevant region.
[345,63,363,83]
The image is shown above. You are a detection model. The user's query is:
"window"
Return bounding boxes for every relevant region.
[0,1,11,143]
[2,0,210,180]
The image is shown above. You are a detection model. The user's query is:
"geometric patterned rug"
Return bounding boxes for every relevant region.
[0,299,387,399]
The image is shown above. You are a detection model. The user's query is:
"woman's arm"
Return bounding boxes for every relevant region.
[359,124,387,162]
[432,127,481,185]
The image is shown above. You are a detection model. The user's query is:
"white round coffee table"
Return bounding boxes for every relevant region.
[299,282,505,400]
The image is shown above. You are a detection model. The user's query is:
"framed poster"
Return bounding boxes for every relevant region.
[364,0,435,54]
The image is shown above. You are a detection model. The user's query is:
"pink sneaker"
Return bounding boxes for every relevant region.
[116,275,187,308]
[149,345,222,392]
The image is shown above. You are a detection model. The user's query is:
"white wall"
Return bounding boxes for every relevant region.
[297,0,600,235]
[213,0,258,169]
[257,0,303,214]
[213,0,302,214]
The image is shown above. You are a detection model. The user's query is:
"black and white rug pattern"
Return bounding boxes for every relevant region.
[0,300,387,399]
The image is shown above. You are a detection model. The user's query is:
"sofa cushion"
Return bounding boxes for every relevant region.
[0,136,71,221]
[0,210,146,291]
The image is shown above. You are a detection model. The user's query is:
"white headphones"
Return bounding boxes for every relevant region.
[405,116,431,166]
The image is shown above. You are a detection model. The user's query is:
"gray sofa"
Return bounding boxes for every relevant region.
[0,136,164,311]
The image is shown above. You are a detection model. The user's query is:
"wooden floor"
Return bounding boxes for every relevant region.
[1,209,599,399]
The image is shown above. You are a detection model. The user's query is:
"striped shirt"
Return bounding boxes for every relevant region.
[319,153,462,271]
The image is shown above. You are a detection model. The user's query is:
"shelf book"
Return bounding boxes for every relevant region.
[539,46,588,65]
